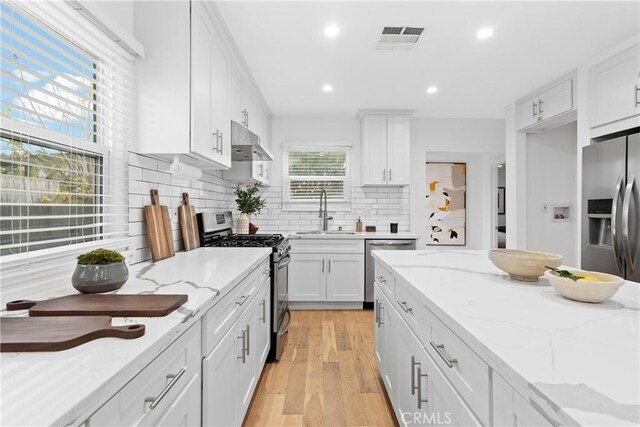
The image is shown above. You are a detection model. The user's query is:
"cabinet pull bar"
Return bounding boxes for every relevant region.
[259,299,266,323]
[238,330,247,363]
[322,259,325,272]
[378,304,384,325]
[532,102,538,117]
[398,300,413,314]
[376,275,386,283]
[411,356,420,395]
[246,325,250,356]
[218,132,224,154]
[375,300,380,325]
[328,259,331,273]
[389,169,392,182]
[538,99,544,115]
[144,367,187,410]
[416,366,428,409]
[430,341,458,368]
[636,85,640,107]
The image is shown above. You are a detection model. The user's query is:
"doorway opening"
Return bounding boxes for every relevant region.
[496,163,506,248]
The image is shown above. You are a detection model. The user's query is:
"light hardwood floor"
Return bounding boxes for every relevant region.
[243,310,398,427]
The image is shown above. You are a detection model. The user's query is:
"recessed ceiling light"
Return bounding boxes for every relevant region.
[324,24,340,38]
[476,27,494,40]
[426,86,438,94]
[322,84,334,93]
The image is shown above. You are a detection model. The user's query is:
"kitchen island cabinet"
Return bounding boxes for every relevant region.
[0,248,271,427]
[373,250,640,427]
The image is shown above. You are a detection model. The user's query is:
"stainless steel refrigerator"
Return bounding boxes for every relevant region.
[582,131,639,281]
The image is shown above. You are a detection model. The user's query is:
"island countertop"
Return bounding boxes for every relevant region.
[372,249,640,427]
[0,247,271,427]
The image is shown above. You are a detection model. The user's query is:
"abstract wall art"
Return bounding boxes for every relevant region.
[426,162,466,246]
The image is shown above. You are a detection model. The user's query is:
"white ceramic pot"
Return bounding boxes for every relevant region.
[237,213,250,234]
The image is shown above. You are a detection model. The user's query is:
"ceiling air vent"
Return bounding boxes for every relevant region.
[377,26,425,50]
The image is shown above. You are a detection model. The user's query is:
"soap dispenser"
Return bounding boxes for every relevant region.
[356,217,363,232]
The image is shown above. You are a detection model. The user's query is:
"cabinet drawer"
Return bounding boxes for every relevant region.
[88,323,201,426]
[425,309,490,425]
[374,261,395,299]
[395,275,429,332]
[202,259,269,356]
[291,239,364,254]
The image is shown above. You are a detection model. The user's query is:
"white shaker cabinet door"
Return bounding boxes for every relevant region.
[362,115,388,185]
[325,254,364,301]
[396,319,430,427]
[289,254,325,301]
[386,116,411,186]
[190,2,215,161]
[230,67,244,125]
[255,279,271,367]
[151,374,201,427]
[589,44,640,128]
[516,97,538,130]
[537,79,573,122]
[211,34,231,168]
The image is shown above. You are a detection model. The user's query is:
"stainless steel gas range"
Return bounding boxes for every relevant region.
[197,211,291,361]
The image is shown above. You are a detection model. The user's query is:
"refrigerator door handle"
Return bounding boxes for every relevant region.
[612,174,625,274]
[622,175,637,274]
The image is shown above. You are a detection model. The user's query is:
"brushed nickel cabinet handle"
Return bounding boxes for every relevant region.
[322,259,325,272]
[416,366,428,409]
[328,259,331,273]
[532,102,538,117]
[539,99,544,115]
[430,341,458,368]
[635,85,640,107]
[375,300,380,325]
[145,367,186,410]
[389,169,392,182]
[411,356,420,395]
[238,329,247,363]
[378,303,385,326]
[259,299,266,323]
[398,300,413,314]
[245,325,250,356]
[376,275,386,283]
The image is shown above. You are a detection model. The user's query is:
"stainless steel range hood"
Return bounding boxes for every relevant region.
[231,121,273,161]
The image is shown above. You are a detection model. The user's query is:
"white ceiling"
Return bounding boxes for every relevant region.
[217,1,640,119]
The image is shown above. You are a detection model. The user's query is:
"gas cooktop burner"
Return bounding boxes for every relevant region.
[204,234,284,248]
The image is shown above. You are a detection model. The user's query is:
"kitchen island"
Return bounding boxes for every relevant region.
[0,247,271,426]
[372,249,639,426]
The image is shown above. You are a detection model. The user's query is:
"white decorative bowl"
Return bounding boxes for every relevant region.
[488,249,563,282]
[544,269,624,303]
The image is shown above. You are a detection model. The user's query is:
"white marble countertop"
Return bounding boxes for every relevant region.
[372,249,640,426]
[0,247,271,427]
[287,231,419,240]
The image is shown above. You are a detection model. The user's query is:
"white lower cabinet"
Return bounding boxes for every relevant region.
[290,239,365,303]
[86,323,202,427]
[375,263,550,427]
[202,264,270,427]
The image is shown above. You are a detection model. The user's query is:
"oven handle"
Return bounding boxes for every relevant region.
[277,255,291,269]
[278,307,292,336]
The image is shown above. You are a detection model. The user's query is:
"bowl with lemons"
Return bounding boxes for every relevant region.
[544,266,625,303]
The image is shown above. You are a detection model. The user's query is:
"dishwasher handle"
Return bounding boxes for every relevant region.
[368,242,414,247]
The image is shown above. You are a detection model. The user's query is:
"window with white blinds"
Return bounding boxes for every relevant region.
[0,1,132,257]
[283,146,351,210]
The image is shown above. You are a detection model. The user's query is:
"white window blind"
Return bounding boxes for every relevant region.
[283,146,351,209]
[0,1,132,257]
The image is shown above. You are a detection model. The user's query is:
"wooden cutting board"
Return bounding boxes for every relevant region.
[144,189,175,262]
[1,316,145,352]
[178,193,199,251]
[6,294,188,317]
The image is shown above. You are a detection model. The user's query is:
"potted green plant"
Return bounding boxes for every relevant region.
[234,183,266,234]
[72,249,129,293]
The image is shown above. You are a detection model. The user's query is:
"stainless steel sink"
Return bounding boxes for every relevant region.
[296,230,355,235]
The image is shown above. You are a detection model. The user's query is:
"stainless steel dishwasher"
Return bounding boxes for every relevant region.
[365,239,416,308]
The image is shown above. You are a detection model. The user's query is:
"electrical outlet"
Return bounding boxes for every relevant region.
[541,203,548,214]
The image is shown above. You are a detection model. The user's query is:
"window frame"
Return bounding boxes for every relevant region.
[282,143,352,212]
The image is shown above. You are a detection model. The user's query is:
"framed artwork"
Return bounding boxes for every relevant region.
[498,187,505,215]
[426,162,466,246]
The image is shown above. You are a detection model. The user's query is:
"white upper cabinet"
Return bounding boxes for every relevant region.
[516,77,573,131]
[362,114,411,186]
[589,44,640,129]
[135,1,231,169]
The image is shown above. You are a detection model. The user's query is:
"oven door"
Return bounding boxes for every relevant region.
[273,253,290,333]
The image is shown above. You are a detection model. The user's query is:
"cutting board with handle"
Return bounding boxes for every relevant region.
[178,193,199,251]
[1,316,145,352]
[6,294,188,317]
[144,189,175,262]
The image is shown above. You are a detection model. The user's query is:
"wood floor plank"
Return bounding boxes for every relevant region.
[323,361,346,426]
[283,347,309,414]
[246,309,395,427]
[322,312,338,363]
[338,350,370,426]
[303,393,325,427]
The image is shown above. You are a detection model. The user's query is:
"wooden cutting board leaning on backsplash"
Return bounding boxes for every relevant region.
[178,193,199,251]
[144,189,175,262]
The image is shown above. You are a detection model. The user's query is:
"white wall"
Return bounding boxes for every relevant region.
[410,118,505,248]
[525,122,577,265]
